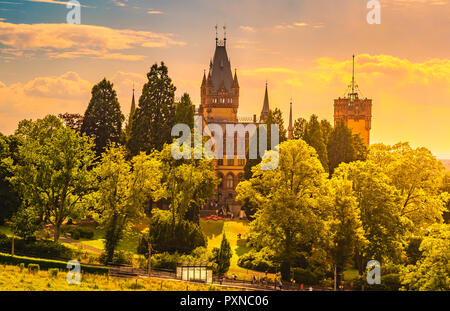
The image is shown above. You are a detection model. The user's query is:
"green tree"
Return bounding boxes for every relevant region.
[400,224,450,291]
[292,117,307,140]
[128,62,176,155]
[175,93,195,130]
[265,108,287,143]
[94,145,162,264]
[212,233,232,275]
[320,119,333,146]
[303,115,328,173]
[0,134,21,225]
[326,176,366,287]
[333,160,403,273]
[81,79,124,155]
[237,139,328,280]
[7,115,97,241]
[369,143,448,230]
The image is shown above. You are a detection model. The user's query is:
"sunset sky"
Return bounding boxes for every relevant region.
[0,0,449,158]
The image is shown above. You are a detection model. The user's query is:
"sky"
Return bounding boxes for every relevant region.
[0,0,449,158]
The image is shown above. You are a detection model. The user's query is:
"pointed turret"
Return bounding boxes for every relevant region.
[201,70,207,87]
[260,81,270,122]
[288,101,293,139]
[232,69,239,88]
[130,86,136,117]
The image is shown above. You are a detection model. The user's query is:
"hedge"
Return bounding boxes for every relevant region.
[0,237,73,259]
[0,252,109,275]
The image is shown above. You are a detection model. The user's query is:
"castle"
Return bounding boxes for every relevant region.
[197,32,278,218]
[333,55,372,145]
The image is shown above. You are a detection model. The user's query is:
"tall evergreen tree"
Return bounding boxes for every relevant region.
[212,233,232,275]
[81,79,124,155]
[175,93,194,129]
[303,114,329,173]
[292,117,307,140]
[128,62,176,155]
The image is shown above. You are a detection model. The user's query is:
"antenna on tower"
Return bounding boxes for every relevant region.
[223,25,227,45]
[352,54,355,94]
[215,24,218,46]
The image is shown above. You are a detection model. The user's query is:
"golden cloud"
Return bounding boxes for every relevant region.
[0,22,186,60]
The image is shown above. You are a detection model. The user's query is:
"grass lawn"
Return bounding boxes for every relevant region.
[200,219,275,281]
[0,264,237,291]
[0,226,12,237]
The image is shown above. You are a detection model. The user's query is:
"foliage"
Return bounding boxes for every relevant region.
[58,113,84,132]
[333,160,403,273]
[211,234,232,275]
[0,236,73,259]
[327,120,368,174]
[6,115,97,241]
[139,209,207,255]
[324,176,366,286]
[0,252,109,274]
[400,224,450,291]
[292,267,324,286]
[302,115,328,172]
[81,79,124,155]
[94,145,162,263]
[62,226,95,240]
[28,263,40,274]
[128,62,176,155]
[237,139,328,280]
[175,93,195,130]
[369,143,448,231]
[264,108,287,143]
[48,268,59,278]
[237,248,276,273]
[0,133,21,225]
[99,250,133,265]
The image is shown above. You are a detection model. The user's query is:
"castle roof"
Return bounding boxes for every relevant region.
[210,44,234,94]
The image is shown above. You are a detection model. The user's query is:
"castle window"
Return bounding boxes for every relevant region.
[227,157,234,166]
[238,158,245,166]
[226,174,234,189]
[217,159,223,166]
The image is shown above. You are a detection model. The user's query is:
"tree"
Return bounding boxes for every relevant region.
[320,119,333,146]
[0,134,20,225]
[157,143,219,227]
[7,115,97,241]
[265,108,287,143]
[81,79,124,155]
[369,143,448,230]
[333,160,403,274]
[94,145,162,264]
[58,113,84,132]
[212,233,232,275]
[237,139,328,280]
[400,224,450,291]
[292,117,307,140]
[128,62,176,155]
[175,93,195,130]
[303,115,328,173]
[326,176,366,287]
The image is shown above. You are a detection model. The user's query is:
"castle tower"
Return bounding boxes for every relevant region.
[288,101,293,139]
[260,81,270,122]
[199,27,239,123]
[334,55,372,145]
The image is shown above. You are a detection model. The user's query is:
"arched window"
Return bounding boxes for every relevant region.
[226,174,234,189]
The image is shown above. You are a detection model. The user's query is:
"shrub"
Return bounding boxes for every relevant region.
[19,263,25,271]
[292,268,323,286]
[0,237,73,259]
[99,250,133,265]
[71,230,80,240]
[138,209,206,255]
[62,226,95,240]
[28,263,40,274]
[237,249,276,273]
[0,233,7,240]
[48,268,59,278]
[0,252,108,274]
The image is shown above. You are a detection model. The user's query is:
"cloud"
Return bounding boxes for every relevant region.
[240,26,256,33]
[26,0,93,8]
[274,21,323,30]
[0,21,185,60]
[147,10,163,14]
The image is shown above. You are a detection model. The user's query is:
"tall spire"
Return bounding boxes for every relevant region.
[351,54,355,94]
[288,100,293,139]
[215,24,218,46]
[260,81,270,122]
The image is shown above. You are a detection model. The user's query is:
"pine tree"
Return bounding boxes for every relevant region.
[81,79,124,155]
[175,93,194,129]
[303,114,329,172]
[128,62,176,155]
[213,233,232,275]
